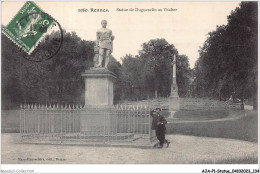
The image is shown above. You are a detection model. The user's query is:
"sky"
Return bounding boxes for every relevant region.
[2,1,241,68]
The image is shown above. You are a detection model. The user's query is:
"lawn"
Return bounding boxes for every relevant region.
[166,111,258,143]
[1,110,20,133]
[172,110,229,121]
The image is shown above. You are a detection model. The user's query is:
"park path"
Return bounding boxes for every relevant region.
[2,133,257,164]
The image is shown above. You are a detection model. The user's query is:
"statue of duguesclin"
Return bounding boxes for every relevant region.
[94,20,115,68]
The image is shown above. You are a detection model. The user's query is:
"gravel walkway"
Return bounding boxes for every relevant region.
[2,133,257,164]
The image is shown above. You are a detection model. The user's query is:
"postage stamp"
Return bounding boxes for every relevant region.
[2,1,60,58]
[18,11,63,62]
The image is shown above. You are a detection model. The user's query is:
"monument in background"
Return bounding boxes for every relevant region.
[167,54,180,117]
[170,54,179,98]
[81,20,116,134]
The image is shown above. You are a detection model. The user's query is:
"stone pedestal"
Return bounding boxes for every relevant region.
[81,68,116,106]
[168,96,179,112]
[169,76,180,111]
[80,68,117,134]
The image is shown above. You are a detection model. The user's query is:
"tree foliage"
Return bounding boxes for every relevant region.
[176,55,192,97]
[2,30,98,109]
[2,29,192,108]
[193,2,257,108]
[119,39,192,100]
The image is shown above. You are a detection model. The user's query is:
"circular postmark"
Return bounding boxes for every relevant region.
[17,11,63,62]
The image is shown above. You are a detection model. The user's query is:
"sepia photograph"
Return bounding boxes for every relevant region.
[1,0,258,173]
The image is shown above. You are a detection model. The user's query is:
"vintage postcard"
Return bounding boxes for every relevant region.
[1,1,258,173]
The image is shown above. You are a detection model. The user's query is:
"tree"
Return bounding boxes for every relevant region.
[1,29,95,109]
[120,54,144,100]
[120,39,192,100]
[107,56,122,104]
[140,39,177,98]
[193,2,257,109]
[176,55,192,97]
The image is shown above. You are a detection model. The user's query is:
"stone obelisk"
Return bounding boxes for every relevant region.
[168,54,179,117]
[170,55,179,97]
